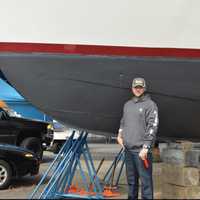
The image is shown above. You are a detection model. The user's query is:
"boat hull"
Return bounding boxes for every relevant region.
[1,53,200,140]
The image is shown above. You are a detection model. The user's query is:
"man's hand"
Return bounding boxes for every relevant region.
[117,135,124,149]
[139,148,148,160]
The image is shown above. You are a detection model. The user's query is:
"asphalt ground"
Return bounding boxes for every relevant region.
[0,144,162,199]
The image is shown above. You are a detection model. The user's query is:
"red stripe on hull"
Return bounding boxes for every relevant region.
[0,42,200,58]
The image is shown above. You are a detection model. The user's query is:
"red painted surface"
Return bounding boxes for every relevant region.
[0,42,200,59]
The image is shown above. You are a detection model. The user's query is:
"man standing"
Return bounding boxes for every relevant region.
[117,77,159,199]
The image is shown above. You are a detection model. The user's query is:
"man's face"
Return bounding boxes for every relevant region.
[132,86,145,97]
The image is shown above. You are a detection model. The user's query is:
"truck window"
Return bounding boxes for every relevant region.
[0,108,10,120]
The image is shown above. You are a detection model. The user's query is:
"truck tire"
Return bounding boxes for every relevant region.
[51,142,61,154]
[20,137,43,160]
[0,160,12,189]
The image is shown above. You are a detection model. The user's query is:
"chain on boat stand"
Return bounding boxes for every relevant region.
[29,130,127,199]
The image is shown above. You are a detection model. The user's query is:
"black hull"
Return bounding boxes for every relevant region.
[0,53,200,140]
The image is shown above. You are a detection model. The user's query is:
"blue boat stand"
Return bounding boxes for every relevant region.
[29,130,103,199]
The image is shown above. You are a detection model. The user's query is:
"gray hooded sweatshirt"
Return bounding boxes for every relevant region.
[119,94,159,151]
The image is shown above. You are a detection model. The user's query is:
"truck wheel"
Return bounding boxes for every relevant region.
[20,137,43,160]
[0,160,12,189]
[51,142,61,154]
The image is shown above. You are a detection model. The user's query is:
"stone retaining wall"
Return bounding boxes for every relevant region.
[161,141,200,199]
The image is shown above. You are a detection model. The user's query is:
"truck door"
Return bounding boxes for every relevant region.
[0,109,18,144]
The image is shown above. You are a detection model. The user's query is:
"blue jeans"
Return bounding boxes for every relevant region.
[125,149,153,199]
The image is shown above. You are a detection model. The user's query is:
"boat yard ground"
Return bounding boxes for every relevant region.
[0,143,162,199]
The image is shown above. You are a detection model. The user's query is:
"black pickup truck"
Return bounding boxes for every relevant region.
[0,108,53,159]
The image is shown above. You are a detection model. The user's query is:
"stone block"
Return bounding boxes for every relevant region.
[192,143,200,150]
[153,163,163,194]
[162,164,199,186]
[162,183,200,199]
[161,148,186,165]
[161,146,200,167]
[185,149,200,168]
[168,141,194,151]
